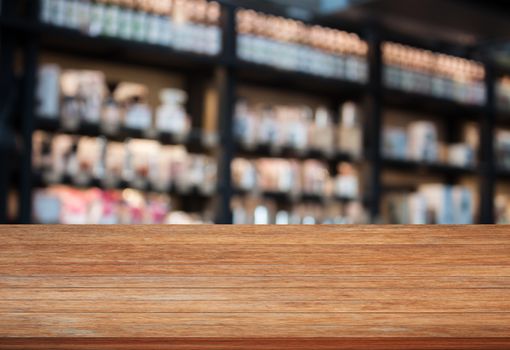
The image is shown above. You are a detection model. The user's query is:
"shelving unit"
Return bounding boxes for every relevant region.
[235,142,356,163]
[33,173,215,199]
[0,0,505,224]
[495,168,510,182]
[382,158,477,176]
[236,60,366,98]
[382,88,484,120]
[233,188,359,204]
[35,118,211,152]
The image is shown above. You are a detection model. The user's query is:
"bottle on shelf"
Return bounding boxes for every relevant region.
[312,107,335,155]
[36,64,61,119]
[407,121,438,162]
[118,82,153,133]
[383,126,408,160]
[497,77,510,113]
[59,68,106,130]
[337,101,363,158]
[101,82,121,135]
[496,129,510,170]
[155,88,191,141]
[495,194,510,224]
[334,162,359,200]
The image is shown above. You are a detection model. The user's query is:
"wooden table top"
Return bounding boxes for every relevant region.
[0,225,509,349]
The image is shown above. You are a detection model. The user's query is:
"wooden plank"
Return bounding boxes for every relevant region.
[1,276,509,288]
[0,225,509,348]
[1,338,510,350]
[1,312,510,337]
[1,244,509,265]
[2,264,510,277]
[2,298,510,313]
[2,288,510,301]
[2,225,510,245]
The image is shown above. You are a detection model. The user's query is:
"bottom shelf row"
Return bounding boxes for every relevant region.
[31,184,367,225]
[231,195,367,225]
[32,182,481,225]
[33,185,214,224]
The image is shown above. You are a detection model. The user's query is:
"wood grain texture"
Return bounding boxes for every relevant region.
[2,338,510,350]
[0,225,509,349]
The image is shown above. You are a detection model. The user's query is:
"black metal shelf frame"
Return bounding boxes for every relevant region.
[233,188,364,206]
[35,118,213,154]
[33,173,216,200]
[0,0,503,223]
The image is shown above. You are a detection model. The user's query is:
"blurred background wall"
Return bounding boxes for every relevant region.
[1,0,510,224]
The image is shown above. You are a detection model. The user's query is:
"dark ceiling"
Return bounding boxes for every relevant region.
[317,0,510,47]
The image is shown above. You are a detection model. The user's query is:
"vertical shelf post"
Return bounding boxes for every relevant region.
[185,75,206,131]
[479,59,496,224]
[0,0,17,223]
[19,40,39,224]
[214,3,237,224]
[365,28,383,222]
[17,0,40,223]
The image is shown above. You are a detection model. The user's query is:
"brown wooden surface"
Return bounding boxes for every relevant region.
[0,225,509,349]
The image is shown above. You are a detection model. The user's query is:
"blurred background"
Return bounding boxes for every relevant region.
[1,0,510,224]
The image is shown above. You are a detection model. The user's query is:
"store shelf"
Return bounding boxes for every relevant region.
[4,16,368,97]
[234,188,360,204]
[496,110,510,127]
[37,26,366,99]
[383,157,477,175]
[0,16,31,31]
[33,173,215,200]
[497,167,510,180]
[0,16,219,72]
[383,88,483,118]
[236,60,366,98]
[35,118,213,153]
[235,142,357,163]
[382,184,420,193]
[35,22,220,72]
[1,18,363,98]
[261,191,325,203]
[0,2,500,224]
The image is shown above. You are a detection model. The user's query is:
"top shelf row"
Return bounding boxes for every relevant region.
[4,0,510,115]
